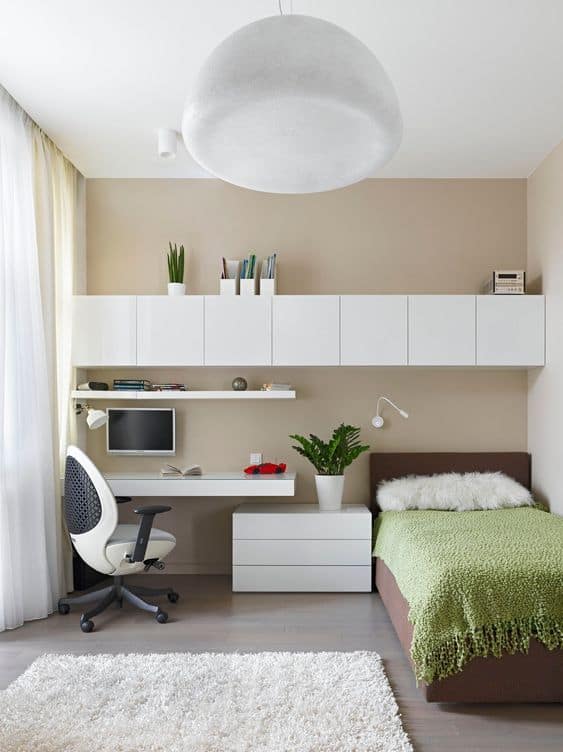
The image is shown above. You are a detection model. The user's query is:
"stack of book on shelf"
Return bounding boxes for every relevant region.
[261,382,292,391]
[160,464,202,477]
[151,383,187,391]
[113,379,151,391]
[240,252,257,280]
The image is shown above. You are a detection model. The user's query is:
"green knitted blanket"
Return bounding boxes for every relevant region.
[373,507,563,684]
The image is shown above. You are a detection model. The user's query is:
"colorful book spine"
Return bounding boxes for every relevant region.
[114,386,151,391]
[113,379,152,391]
[114,379,151,386]
[151,384,187,391]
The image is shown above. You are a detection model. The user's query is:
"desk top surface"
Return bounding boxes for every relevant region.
[103,472,296,481]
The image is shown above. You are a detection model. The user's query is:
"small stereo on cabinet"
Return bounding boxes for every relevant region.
[483,270,525,295]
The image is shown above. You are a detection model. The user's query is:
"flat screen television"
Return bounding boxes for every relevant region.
[106,408,175,455]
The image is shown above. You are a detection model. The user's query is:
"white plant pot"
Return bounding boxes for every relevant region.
[315,475,345,512]
[168,282,186,296]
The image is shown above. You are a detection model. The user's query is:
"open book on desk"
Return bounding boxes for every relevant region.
[160,464,202,478]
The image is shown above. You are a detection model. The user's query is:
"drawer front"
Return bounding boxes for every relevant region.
[232,565,372,592]
[233,539,372,566]
[233,512,371,540]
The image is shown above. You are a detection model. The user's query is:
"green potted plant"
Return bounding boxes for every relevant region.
[290,424,369,511]
[167,242,185,295]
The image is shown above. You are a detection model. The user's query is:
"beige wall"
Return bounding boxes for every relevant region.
[528,142,563,515]
[86,178,528,572]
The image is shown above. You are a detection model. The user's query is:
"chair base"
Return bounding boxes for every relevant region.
[58,575,179,632]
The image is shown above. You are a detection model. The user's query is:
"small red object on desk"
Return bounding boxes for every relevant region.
[244,462,287,475]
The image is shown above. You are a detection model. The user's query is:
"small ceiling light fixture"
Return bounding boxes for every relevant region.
[157,128,178,160]
[76,404,108,431]
[372,396,409,429]
[182,6,401,194]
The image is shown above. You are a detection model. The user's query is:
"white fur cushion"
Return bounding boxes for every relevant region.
[377,471,533,512]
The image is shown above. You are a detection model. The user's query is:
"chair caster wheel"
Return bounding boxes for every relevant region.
[156,610,168,624]
[58,603,70,615]
[80,619,94,633]
[167,592,179,604]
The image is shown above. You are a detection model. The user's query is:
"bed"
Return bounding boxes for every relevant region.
[370,452,563,703]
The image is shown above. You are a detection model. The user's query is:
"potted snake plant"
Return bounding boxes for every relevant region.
[167,242,185,295]
[290,424,369,511]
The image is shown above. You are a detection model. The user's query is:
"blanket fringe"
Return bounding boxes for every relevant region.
[413,616,563,684]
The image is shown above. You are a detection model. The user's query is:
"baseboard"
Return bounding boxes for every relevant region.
[148,563,231,576]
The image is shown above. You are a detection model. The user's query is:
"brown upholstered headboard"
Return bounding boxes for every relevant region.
[369,452,531,515]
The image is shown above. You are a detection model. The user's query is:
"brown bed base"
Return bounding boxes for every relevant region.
[370,452,563,703]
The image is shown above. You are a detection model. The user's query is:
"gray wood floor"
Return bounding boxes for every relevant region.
[1,575,561,751]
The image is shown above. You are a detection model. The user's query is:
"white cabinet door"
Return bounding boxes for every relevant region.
[340,295,407,365]
[137,296,204,366]
[409,295,475,365]
[273,296,340,365]
[204,296,272,365]
[72,296,136,366]
[476,296,545,366]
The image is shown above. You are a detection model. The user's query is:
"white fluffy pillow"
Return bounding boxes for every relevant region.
[377,471,533,512]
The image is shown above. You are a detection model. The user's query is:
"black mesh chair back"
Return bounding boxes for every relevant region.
[63,445,118,575]
[64,455,103,534]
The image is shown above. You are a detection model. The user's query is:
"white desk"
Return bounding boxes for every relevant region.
[104,472,296,497]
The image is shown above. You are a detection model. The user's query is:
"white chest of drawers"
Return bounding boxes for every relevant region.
[232,503,372,592]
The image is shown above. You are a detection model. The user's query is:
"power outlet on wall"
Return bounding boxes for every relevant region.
[250,452,263,466]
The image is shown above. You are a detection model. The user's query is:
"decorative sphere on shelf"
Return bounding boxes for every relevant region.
[232,377,248,391]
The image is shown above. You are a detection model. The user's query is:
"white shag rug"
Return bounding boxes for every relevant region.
[0,652,412,752]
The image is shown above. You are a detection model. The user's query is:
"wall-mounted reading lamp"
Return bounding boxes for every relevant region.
[372,396,409,429]
[75,403,108,430]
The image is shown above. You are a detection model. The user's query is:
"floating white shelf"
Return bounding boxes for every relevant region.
[72,390,138,401]
[71,389,296,401]
[104,472,296,497]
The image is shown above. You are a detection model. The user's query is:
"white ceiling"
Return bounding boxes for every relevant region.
[2,0,563,179]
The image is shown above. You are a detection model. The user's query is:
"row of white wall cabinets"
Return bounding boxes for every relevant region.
[72,294,545,368]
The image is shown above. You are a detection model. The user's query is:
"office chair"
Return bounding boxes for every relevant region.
[58,445,178,632]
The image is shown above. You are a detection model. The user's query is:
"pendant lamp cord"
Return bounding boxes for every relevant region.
[278,0,284,14]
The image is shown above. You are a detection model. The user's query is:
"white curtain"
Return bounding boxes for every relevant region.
[33,130,85,592]
[0,86,83,630]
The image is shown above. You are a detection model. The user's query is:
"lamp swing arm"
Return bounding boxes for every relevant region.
[372,396,409,429]
[377,396,408,419]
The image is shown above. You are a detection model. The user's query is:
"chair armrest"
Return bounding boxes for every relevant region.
[134,505,171,515]
[115,496,132,504]
[130,506,171,562]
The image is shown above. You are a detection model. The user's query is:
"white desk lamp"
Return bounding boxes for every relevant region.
[76,403,108,430]
[372,396,409,429]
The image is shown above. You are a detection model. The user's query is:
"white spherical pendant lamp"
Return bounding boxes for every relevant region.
[182,14,402,194]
